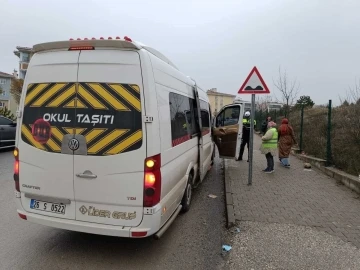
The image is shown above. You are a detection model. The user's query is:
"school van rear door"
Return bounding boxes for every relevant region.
[73,50,146,227]
[19,50,79,219]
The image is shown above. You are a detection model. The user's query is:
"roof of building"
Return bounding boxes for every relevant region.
[0,71,14,78]
[14,46,32,57]
[207,90,236,97]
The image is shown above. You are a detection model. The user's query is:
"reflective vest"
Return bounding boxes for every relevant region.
[262,128,278,149]
[242,118,256,129]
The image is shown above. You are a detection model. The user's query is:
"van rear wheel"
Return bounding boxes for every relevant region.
[181,174,193,213]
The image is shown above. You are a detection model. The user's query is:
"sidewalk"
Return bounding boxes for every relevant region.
[224,135,360,269]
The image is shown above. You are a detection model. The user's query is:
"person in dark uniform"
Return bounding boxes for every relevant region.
[261,116,272,135]
[238,111,256,161]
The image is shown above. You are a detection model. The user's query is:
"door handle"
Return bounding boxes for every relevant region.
[76,170,97,179]
[0,127,4,130]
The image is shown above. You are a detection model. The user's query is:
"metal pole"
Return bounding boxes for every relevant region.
[248,94,255,185]
[326,100,332,166]
[299,104,304,152]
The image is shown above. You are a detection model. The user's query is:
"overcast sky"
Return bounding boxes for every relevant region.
[1,0,360,105]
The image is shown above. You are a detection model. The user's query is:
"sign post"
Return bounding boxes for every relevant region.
[238,66,270,185]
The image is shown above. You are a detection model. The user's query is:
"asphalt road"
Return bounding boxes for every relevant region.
[0,150,227,270]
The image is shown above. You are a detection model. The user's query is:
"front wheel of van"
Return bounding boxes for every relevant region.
[181,174,193,213]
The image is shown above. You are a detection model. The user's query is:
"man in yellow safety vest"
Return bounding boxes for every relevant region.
[238,111,256,161]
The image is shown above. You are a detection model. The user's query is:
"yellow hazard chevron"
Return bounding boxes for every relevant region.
[109,84,140,112]
[87,129,129,155]
[23,82,142,155]
[105,130,142,155]
[86,83,129,111]
[31,83,67,107]
[25,82,141,111]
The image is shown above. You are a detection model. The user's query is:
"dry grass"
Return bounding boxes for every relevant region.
[287,105,360,176]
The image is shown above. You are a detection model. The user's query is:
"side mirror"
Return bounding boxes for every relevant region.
[10,122,17,127]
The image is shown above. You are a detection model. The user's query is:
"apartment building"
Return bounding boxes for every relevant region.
[206,88,236,116]
[14,46,32,79]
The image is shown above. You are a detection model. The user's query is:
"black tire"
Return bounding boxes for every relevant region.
[181,173,193,213]
[210,147,215,166]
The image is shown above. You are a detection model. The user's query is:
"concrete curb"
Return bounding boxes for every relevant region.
[293,153,360,194]
[223,159,236,228]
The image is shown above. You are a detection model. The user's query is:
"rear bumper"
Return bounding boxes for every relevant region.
[16,199,162,238]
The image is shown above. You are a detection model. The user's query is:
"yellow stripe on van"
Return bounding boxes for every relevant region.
[84,128,107,144]
[21,125,46,150]
[47,85,76,107]
[46,138,61,152]
[105,130,142,155]
[87,83,129,111]
[88,129,128,154]
[51,127,65,142]
[63,98,88,109]
[24,84,48,106]
[78,84,107,110]
[130,84,140,93]
[110,84,141,112]
[31,83,67,107]
[62,127,86,135]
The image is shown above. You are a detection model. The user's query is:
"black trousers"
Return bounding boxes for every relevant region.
[266,153,274,170]
[239,137,249,160]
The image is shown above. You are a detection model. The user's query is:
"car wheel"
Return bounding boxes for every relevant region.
[181,173,193,213]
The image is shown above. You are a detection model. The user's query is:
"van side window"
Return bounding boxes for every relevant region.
[169,92,192,146]
[189,98,200,136]
[200,101,210,135]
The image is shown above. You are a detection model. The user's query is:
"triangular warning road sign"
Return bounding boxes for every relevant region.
[238,66,270,94]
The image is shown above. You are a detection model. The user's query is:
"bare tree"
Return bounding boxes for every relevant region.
[273,66,300,117]
[347,79,360,104]
[255,95,273,112]
[10,78,23,104]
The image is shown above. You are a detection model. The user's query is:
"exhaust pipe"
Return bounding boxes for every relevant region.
[154,204,182,240]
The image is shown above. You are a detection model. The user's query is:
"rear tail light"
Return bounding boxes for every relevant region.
[14,147,19,192]
[131,231,147,237]
[18,213,27,220]
[143,154,161,207]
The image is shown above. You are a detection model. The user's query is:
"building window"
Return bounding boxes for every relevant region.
[0,102,5,108]
[0,79,7,84]
[21,53,30,62]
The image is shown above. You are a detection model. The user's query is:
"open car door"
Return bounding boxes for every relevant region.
[212,104,244,159]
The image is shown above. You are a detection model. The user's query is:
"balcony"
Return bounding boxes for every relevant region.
[20,62,29,70]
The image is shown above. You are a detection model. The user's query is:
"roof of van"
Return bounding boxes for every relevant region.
[32,39,178,70]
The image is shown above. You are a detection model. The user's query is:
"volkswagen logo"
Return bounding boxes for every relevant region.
[68,138,80,151]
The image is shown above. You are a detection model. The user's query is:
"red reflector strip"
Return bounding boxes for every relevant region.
[202,129,210,136]
[18,213,27,220]
[68,46,94,51]
[172,134,191,147]
[131,231,147,237]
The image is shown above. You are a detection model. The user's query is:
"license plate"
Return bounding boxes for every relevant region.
[30,199,66,214]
